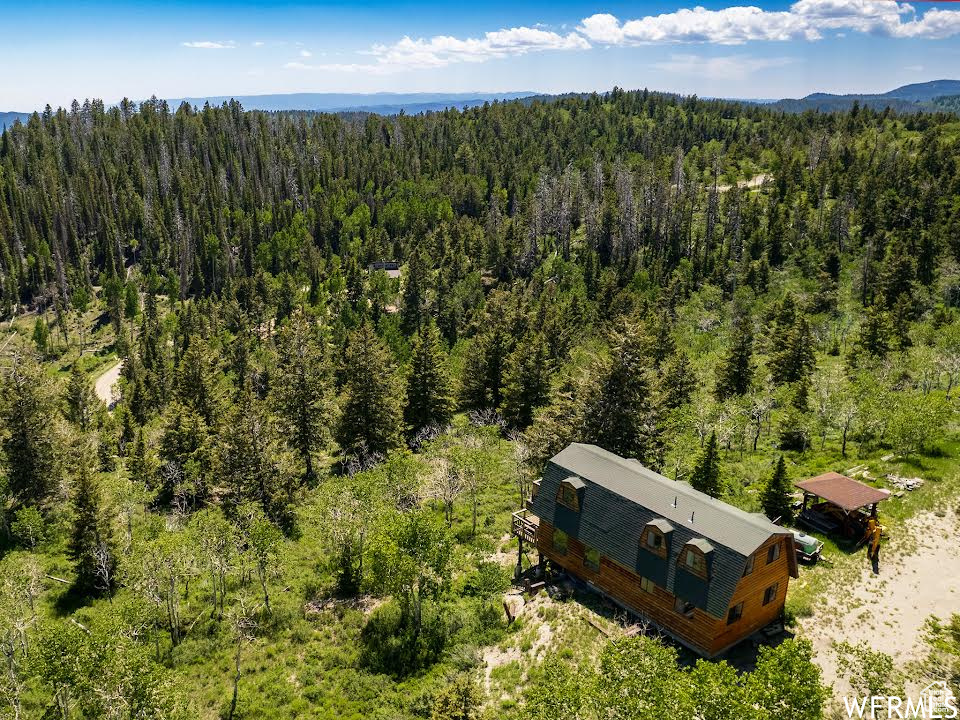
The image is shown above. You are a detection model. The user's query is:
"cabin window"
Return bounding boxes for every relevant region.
[641,526,667,558]
[766,542,781,565]
[727,603,744,625]
[639,577,655,594]
[584,547,601,572]
[742,554,755,577]
[674,597,695,618]
[557,484,580,511]
[763,582,779,606]
[553,529,569,555]
[681,547,707,577]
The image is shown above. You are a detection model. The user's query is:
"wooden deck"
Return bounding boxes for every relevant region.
[511,509,539,545]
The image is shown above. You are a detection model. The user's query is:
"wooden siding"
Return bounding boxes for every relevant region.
[536,520,792,657]
[707,534,791,655]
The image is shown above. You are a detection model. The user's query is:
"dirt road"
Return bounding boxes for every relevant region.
[94,359,124,408]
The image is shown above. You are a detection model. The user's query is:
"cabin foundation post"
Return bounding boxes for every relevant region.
[515,536,524,579]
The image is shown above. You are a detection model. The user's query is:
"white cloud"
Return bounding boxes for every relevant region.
[653,53,796,79]
[281,0,960,77]
[181,40,237,49]
[252,41,265,47]
[579,0,960,45]
[285,25,589,74]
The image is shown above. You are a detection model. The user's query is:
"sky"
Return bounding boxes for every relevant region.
[2,0,960,109]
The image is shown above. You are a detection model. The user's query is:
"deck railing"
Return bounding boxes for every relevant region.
[511,509,538,545]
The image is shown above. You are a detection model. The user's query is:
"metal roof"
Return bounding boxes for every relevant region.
[795,472,891,511]
[563,476,586,490]
[547,444,786,555]
[530,443,794,619]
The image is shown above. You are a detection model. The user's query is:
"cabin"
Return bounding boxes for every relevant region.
[368,260,402,279]
[512,444,797,657]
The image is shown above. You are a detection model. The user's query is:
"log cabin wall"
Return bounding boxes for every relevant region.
[537,521,792,657]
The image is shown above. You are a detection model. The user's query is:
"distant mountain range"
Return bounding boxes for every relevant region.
[2,82,959,126]
[165,91,537,115]
[765,79,960,113]
[1,111,30,127]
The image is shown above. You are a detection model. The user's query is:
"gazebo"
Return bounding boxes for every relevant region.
[795,472,891,539]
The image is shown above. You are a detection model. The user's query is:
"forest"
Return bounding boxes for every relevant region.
[1,89,959,718]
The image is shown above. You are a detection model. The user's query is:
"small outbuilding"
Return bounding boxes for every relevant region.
[795,472,890,539]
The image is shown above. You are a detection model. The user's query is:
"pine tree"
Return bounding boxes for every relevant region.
[404,321,455,435]
[64,365,97,431]
[336,324,404,458]
[1,357,63,506]
[273,311,331,481]
[459,325,511,409]
[219,395,295,531]
[501,332,552,429]
[68,440,116,596]
[770,317,815,385]
[761,456,794,524]
[400,248,430,335]
[715,314,754,399]
[690,431,722,498]
[176,338,223,427]
[581,322,657,463]
[659,350,696,410]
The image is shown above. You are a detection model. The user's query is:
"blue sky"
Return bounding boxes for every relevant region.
[2,0,960,109]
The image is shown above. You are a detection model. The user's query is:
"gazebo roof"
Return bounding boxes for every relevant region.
[795,472,891,512]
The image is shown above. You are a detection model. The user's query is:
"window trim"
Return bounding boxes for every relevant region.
[762,582,779,606]
[727,602,744,625]
[640,526,667,559]
[679,545,708,579]
[766,542,781,565]
[552,528,569,555]
[556,483,580,511]
[743,554,755,577]
[584,546,601,572]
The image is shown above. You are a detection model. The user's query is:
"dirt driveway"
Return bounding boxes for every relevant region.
[798,508,960,693]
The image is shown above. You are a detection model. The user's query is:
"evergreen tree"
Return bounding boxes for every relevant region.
[68,440,116,596]
[336,324,404,458]
[176,338,223,427]
[404,320,455,435]
[1,357,63,506]
[400,248,430,335]
[459,325,511,410]
[715,314,754,399]
[761,456,794,523]
[219,395,295,531]
[581,322,657,463]
[658,350,696,410]
[690,431,722,498]
[64,365,97,431]
[849,306,891,366]
[502,332,552,429]
[273,310,331,481]
[769,317,815,385]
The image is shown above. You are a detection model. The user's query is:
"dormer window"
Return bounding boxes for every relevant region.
[556,477,585,511]
[645,528,664,551]
[678,539,713,580]
[639,518,674,560]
